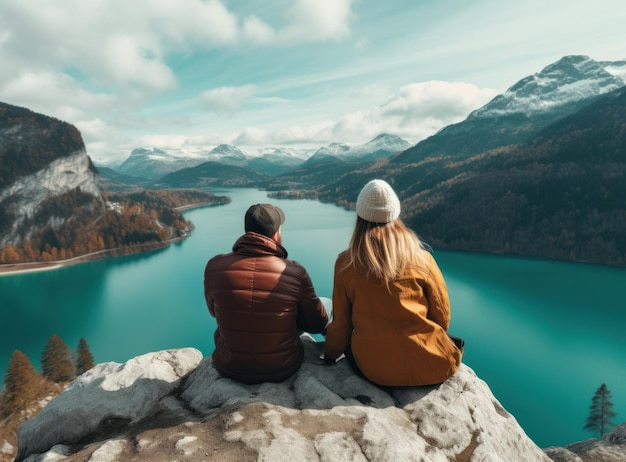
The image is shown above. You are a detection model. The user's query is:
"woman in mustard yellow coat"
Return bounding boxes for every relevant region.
[323,179,462,386]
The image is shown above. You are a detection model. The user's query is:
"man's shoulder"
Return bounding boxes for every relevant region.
[207,252,230,262]
[284,257,307,272]
[205,252,235,270]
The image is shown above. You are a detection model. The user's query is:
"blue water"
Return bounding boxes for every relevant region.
[1,188,624,448]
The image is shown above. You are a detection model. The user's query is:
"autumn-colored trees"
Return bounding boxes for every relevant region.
[41,334,75,383]
[0,351,41,416]
[0,189,225,265]
[76,337,95,376]
[0,335,95,417]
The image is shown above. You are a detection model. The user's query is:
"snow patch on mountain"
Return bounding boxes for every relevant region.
[471,55,626,119]
[605,62,626,83]
[115,134,410,178]
[255,147,312,161]
[312,134,411,161]
[207,144,247,161]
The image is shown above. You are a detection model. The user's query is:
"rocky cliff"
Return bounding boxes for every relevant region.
[10,337,568,462]
[545,427,626,462]
[0,151,102,248]
[0,102,103,248]
[14,337,626,461]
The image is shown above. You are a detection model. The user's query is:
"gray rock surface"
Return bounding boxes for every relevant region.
[16,337,600,461]
[544,423,626,462]
[0,149,102,247]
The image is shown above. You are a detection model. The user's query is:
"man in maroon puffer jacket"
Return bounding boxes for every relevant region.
[203,203,329,384]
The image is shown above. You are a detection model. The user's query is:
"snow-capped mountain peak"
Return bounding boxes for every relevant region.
[309,134,411,162]
[114,133,410,178]
[314,143,352,157]
[471,55,626,119]
[208,144,248,160]
[362,133,411,152]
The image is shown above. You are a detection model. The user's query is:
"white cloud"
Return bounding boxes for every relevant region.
[99,34,176,91]
[77,119,121,143]
[184,81,496,151]
[349,84,394,103]
[140,135,189,150]
[240,0,353,45]
[5,0,620,164]
[380,81,496,120]
[242,15,277,45]
[234,121,335,146]
[184,133,240,148]
[354,81,497,142]
[282,0,352,41]
[101,77,497,162]
[0,72,118,120]
[77,119,135,165]
[298,81,497,145]
[233,127,271,146]
[150,0,240,47]
[0,0,354,94]
[0,0,358,162]
[200,85,257,112]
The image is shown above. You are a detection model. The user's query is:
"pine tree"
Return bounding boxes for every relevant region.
[0,350,41,416]
[41,334,75,383]
[583,383,617,437]
[75,337,95,376]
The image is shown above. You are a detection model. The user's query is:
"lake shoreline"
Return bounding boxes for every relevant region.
[1,187,625,449]
[0,235,188,277]
[0,201,223,277]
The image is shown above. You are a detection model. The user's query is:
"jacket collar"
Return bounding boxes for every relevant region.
[232,232,288,258]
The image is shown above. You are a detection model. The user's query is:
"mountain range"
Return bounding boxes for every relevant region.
[305,134,411,164]
[109,133,411,182]
[394,54,626,165]
[2,54,626,267]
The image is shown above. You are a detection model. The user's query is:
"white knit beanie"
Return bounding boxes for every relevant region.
[356,179,401,223]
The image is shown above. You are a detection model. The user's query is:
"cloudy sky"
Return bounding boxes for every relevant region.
[1,0,624,165]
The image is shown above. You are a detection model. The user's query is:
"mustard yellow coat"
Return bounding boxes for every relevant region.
[324,250,462,386]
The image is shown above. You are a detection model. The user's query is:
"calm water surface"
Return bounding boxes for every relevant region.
[1,188,624,448]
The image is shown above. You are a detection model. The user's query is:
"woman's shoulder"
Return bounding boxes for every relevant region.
[333,250,352,273]
[405,249,436,274]
[337,248,349,258]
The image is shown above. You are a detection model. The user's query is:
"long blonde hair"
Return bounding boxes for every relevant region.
[344,216,430,281]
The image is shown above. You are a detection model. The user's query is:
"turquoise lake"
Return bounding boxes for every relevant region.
[1,187,624,448]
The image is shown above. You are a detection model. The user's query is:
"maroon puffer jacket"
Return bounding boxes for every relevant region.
[203,232,328,384]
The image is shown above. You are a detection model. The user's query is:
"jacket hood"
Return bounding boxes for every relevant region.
[232,232,288,259]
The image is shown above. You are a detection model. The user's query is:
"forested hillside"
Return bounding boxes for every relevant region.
[155,161,269,188]
[0,189,229,265]
[307,86,626,267]
[400,86,626,265]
